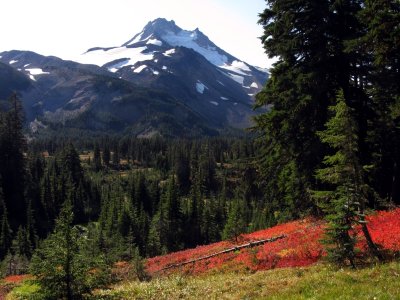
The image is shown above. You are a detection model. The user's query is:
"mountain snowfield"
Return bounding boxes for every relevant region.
[0,18,268,136]
[76,18,267,100]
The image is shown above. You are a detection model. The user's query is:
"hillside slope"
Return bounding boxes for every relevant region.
[4,208,400,299]
[96,261,400,300]
[147,208,400,275]
[87,208,400,299]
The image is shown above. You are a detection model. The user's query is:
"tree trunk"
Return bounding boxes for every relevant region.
[391,162,399,205]
[360,219,383,261]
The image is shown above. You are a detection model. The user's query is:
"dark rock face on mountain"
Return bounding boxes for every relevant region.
[0,61,31,100]
[0,18,268,137]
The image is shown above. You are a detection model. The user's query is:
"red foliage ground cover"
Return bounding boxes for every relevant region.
[357,209,400,252]
[2,275,32,284]
[146,208,400,275]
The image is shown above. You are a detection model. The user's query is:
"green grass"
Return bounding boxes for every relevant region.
[94,261,400,300]
[6,281,40,300]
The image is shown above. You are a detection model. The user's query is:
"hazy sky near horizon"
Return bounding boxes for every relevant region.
[0,0,275,68]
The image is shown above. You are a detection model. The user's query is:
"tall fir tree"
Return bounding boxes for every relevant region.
[314,90,381,266]
[357,0,400,204]
[93,143,102,172]
[222,198,247,243]
[255,0,368,219]
[0,93,27,230]
[102,144,111,167]
[30,201,110,299]
[0,185,12,260]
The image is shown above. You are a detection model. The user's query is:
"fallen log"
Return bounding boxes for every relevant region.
[159,234,286,272]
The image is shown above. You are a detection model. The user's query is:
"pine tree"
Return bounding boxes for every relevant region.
[222,199,247,243]
[147,206,168,256]
[185,177,202,247]
[112,143,120,167]
[164,176,183,251]
[93,143,102,172]
[0,93,27,230]
[30,201,110,299]
[59,144,83,187]
[255,0,366,218]
[314,90,381,266]
[0,188,12,259]
[14,227,27,256]
[175,147,191,194]
[356,0,400,204]
[102,144,111,167]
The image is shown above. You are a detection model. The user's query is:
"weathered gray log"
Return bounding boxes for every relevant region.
[159,234,286,272]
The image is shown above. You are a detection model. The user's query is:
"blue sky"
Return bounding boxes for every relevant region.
[0,0,274,68]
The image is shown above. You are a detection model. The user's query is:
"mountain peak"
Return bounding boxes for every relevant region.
[146,18,179,32]
[123,18,181,47]
[151,18,175,26]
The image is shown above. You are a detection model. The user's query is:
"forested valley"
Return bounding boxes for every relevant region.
[0,97,273,283]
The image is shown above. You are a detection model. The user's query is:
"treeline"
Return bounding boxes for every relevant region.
[255,0,399,264]
[0,95,101,263]
[1,95,273,277]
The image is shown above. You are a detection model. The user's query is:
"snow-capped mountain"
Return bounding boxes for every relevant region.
[0,50,222,137]
[78,18,266,93]
[76,18,268,128]
[0,18,268,137]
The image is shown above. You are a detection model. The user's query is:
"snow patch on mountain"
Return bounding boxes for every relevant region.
[209,101,219,106]
[163,49,176,57]
[108,59,130,73]
[78,46,154,70]
[196,81,208,94]
[147,39,163,46]
[225,72,244,85]
[220,60,251,76]
[26,68,49,75]
[251,82,259,88]
[9,60,18,64]
[25,68,50,81]
[220,97,229,101]
[162,30,228,66]
[133,65,147,73]
[125,31,148,46]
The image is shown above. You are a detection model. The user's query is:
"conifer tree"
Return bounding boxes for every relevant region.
[255,0,366,217]
[0,93,27,230]
[314,90,381,266]
[30,201,110,299]
[356,0,400,204]
[185,177,202,247]
[222,199,247,243]
[0,189,12,260]
[93,143,102,172]
[175,148,191,194]
[102,144,111,167]
[147,205,168,256]
[147,215,162,256]
[112,143,120,167]
[164,176,183,251]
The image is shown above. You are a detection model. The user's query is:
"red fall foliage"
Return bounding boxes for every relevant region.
[146,208,400,275]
